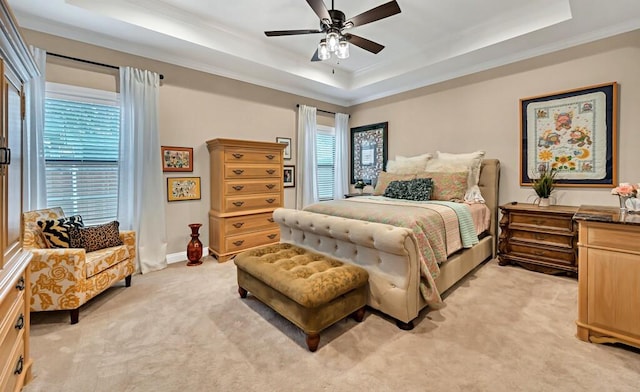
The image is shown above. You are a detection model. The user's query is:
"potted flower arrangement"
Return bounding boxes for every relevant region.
[354,179,366,194]
[531,166,558,207]
[611,182,638,212]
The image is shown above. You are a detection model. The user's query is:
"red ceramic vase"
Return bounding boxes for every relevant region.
[186,223,203,266]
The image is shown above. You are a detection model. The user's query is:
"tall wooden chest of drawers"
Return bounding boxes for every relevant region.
[574,206,640,349]
[498,203,578,275]
[207,139,286,262]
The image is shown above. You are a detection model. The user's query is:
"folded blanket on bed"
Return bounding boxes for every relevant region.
[304,197,479,308]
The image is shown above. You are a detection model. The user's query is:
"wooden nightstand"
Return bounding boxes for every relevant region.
[498,203,578,276]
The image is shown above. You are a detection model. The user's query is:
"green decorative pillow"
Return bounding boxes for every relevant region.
[37,215,84,248]
[383,178,433,201]
[68,221,124,252]
[416,171,468,201]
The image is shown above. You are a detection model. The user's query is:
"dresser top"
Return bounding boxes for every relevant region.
[499,202,578,215]
[206,138,286,151]
[574,205,640,226]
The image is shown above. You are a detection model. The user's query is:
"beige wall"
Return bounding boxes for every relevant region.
[350,30,640,208]
[23,29,346,255]
[23,28,640,255]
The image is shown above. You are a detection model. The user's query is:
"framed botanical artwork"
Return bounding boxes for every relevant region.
[350,122,388,185]
[276,137,292,160]
[167,177,201,201]
[520,82,618,187]
[161,146,193,172]
[283,165,295,188]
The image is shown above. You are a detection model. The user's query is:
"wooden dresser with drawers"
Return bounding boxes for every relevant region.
[206,138,286,262]
[498,203,579,276]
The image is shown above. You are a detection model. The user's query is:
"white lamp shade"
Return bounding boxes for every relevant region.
[337,40,349,59]
[318,40,331,60]
[326,31,339,52]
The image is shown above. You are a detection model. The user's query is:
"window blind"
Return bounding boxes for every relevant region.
[316,128,336,200]
[44,90,120,225]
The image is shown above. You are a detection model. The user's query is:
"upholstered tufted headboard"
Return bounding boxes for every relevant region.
[477,159,500,255]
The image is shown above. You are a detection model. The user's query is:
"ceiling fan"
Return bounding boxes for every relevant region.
[264,0,401,61]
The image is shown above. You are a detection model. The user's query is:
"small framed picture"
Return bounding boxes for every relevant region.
[276,137,292,160]
[161,146,193,172]
[283,165,295,188]
[167,177,201,201]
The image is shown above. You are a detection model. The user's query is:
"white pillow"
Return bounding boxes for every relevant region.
[396,153,432,162]
[386,153,432,175]
[426,151,486,202]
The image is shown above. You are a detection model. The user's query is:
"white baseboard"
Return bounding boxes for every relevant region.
[166,248,210,264]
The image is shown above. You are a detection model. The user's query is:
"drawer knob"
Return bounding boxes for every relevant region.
[265,154,275,160]
[268,218,274,223]
[266,169,276,175]
[266,198,276,204]
[232,153,244,159]
[232,222,244,229]
[534,233,546,240]
[232,169,245,175]
[533,219,545,225]
[533,250,546,256]
[233,201,245,207]
[15,277,25,291]
[14,313,24,331]
[14,356,23,375]
[265,184,275,190]
[233,240,245,247]
[267,234,277,239]
[232,185,244,191]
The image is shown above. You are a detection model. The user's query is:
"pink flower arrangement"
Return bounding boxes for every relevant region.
[611,182,638,197]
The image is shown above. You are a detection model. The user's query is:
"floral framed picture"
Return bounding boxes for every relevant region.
[520,82,618,187]
[167,177,201,201]
[276,137,292,160]
[283,165,295,188]
[161,146,193,172]
[350,122,388,185]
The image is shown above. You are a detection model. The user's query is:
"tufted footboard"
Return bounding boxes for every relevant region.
[273,208,424,325]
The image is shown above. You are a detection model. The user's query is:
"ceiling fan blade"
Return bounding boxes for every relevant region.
[311,49,321,62]
[306,0,331,25]
[265,29,323,37]
[344,34,385,54]
[345,1,401,28]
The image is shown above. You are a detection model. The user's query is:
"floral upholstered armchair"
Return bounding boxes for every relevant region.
[22,207,136,324]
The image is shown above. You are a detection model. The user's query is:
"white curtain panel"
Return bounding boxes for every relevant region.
[24,46,48,211]
[333,112,349,200]
[118,67,167,274]
[296,105,319,208]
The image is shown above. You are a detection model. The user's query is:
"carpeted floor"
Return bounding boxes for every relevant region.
[23,258,640,392]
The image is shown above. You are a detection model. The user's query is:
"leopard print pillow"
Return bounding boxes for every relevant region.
[68,221,124,252]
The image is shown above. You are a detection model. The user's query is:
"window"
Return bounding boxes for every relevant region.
[316,125,336,200]
[44,83,120,225]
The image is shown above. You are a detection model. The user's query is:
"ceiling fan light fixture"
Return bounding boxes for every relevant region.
[326,30,340,52]
[337,38,349,59]
[318,39,331,60]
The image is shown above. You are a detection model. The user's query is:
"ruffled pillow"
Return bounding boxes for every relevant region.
[383,178,433,201]
[425,151,485,202]
[373,172,416,195]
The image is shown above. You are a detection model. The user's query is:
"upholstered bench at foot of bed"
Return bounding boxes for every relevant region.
[234,243,369,352]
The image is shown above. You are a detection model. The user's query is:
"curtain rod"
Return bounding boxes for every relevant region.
[296,104,349,117]
[47,52,165,80]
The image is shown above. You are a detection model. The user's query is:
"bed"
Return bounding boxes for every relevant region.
[273,158,500,329]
